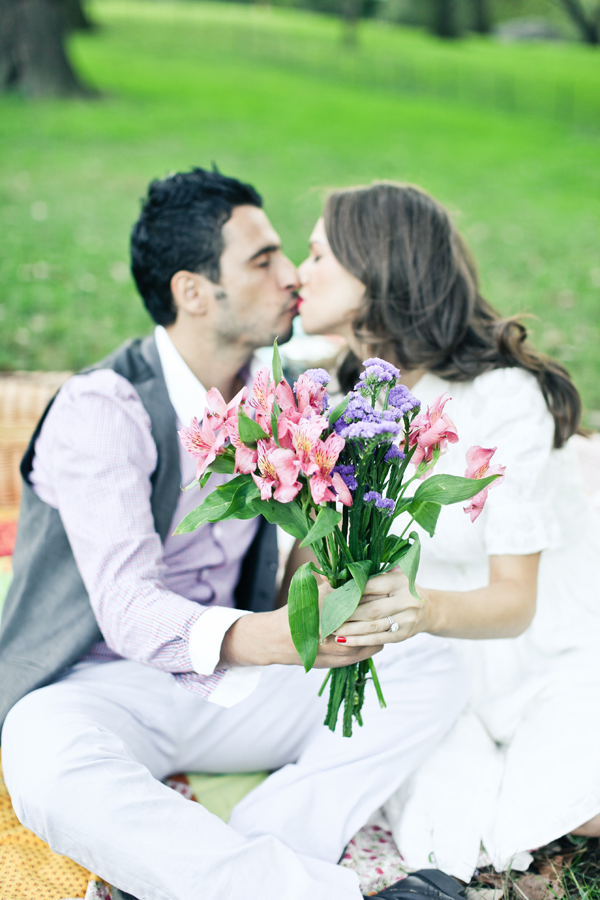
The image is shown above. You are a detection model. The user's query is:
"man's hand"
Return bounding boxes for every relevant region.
[219,589,383,669]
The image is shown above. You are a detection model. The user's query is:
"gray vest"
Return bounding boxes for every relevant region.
[0,334,278,737]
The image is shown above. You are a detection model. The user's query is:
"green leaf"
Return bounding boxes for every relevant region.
[222,479,260,519]
[320,559,372,638]
[272,338,283,388]
[396,532,421,601]
[181,478,200,492]
[199,473,211,489]
[173,476,258,534]
[174,489,237,534]
[237,406,270,446]
[288,562,320,672]
[382,534,409,563]
[407,500,442,537]
[270,399,281,448]
[412,473,500,506]
[347,559,371,593]
[300,506,341,548]
[207,453,236,475]
[251,496,309,541]
[328,395,349,427]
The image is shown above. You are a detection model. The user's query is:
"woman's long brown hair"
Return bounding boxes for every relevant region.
[325,182,581,449]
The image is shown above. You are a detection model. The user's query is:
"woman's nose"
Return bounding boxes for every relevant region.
[297,259,309,285]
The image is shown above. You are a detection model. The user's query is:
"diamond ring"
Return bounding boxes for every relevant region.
[387,615,399,633]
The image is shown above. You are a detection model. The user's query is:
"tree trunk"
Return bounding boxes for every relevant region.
[557,0,600,44]
[0,0,91,96]
[340,0,361,46]
[472,0,491,34]
[432,0,459,38]
[60,0,94,32]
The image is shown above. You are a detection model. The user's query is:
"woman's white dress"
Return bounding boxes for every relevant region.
[383,367,600,882]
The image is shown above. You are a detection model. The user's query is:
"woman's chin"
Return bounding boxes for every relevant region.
[298,314,322,336]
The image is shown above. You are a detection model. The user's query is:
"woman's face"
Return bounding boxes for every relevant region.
[297,218,365,341]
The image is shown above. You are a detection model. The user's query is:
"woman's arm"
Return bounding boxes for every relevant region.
[328,553,540,645]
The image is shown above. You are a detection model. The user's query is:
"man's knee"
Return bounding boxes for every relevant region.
[2,689,74,833]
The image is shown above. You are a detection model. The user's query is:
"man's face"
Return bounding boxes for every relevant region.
[211,205,299,350]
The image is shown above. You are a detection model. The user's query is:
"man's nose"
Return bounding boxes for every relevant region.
[280,254,300,292]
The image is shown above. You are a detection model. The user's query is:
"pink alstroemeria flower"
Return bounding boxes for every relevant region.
[204,385,248,429]
[409,393,459,468]
[252,439,302,503]
[463,446,506,522]
[308,433,352,506]
[295,373,328,417]
[248,368,276,434]
[272,381,301,450]
[221,416,259,475]
[291,416,329,475]
[178,416,228,480]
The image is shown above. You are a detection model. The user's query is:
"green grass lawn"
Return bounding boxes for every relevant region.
[0,0,598,427]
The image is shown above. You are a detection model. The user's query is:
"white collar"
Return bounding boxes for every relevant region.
[154,325,261,428]
[154,325,208,428]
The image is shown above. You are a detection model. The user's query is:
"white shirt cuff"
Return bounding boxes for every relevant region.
[189,607,263,708]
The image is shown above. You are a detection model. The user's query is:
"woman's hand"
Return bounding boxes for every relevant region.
[326,568,429,647]
[327,552,541,645]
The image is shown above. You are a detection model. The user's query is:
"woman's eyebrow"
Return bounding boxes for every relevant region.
[247,243,280,262]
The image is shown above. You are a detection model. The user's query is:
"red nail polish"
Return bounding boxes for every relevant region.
[336,636,347,643]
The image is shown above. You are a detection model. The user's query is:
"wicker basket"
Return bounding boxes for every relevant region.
[0,372,71,507]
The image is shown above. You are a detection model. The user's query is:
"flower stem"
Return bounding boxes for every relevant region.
[368,658,387,709]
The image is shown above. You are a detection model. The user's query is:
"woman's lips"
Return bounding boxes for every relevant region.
[295,295,304,309]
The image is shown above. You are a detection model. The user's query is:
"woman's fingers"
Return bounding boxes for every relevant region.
[361,568,407,597]
[333,614,407,637]
[348,593,420,623]
[327,621,413,645]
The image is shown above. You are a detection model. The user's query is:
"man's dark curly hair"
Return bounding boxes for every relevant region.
[130,167,262,325]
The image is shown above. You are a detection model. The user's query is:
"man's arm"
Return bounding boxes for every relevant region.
[32,371,380,700]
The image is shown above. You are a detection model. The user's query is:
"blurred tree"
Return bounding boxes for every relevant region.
[433,0,460,36]
[0,0,91,95]
[60,0,94,31]
[340,0,378,43]
[555,0,599,42]
[472,0,492,32]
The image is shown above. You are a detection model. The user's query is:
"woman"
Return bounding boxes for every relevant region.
[297,182,600,882]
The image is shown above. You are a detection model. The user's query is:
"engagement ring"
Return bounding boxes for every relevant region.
[387,616,399,633]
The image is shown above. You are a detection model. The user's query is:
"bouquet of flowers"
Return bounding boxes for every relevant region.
[176,343,504,737]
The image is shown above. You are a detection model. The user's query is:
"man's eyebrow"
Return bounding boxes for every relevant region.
[247,244,280,262]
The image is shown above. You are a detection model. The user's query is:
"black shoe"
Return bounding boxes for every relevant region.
[364,868,466,900]
[110,888,140,900]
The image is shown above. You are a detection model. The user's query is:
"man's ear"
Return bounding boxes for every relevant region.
[170,270,213,317]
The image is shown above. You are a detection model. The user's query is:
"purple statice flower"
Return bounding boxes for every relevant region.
[363,491,395,515]
[341,420,402,441]
[333,391,380,434]
[333,464,358,492]
[384,444,405,463]
[376,497,395,515]
[305,368,331,386]
[358,358,401,386]
[388,384,421,415]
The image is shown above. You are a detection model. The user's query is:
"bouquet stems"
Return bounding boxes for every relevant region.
[319,659,387,737]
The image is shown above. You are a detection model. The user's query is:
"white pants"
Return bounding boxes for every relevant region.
[2,635,467,900]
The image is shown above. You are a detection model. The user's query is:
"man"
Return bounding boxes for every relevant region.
[0,168,467,900]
